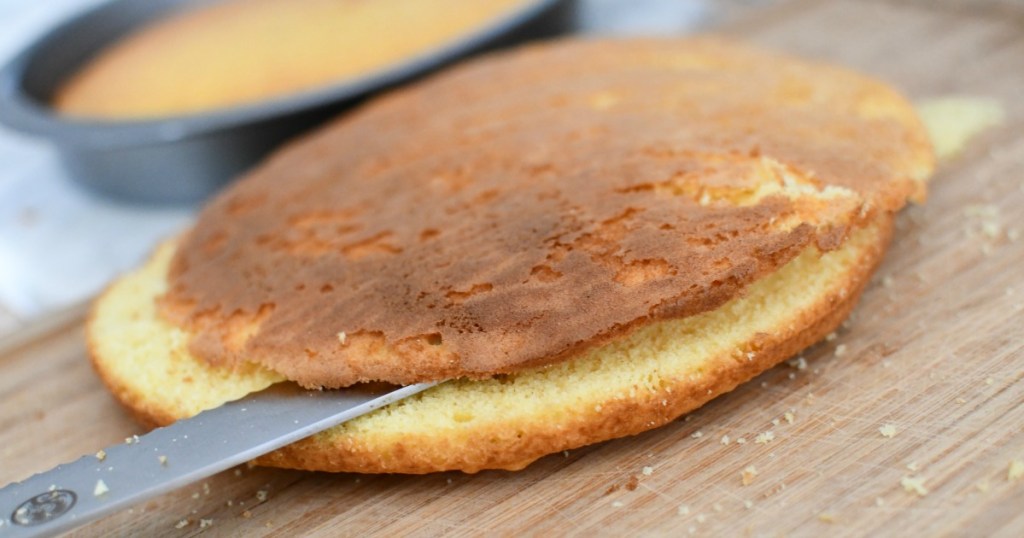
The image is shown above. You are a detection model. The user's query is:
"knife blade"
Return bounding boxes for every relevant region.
[0,382,436,537]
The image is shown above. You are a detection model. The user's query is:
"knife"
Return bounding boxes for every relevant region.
[0,382,436,537]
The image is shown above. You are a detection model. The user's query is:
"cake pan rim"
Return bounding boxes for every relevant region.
[0,0,564,150]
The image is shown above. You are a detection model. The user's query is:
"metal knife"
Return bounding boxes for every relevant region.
[0,382,435,537]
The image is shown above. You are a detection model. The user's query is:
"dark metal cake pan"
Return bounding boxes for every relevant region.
[0,0,572,204]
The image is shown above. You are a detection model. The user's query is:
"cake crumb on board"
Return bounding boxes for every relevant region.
[879,424,898,438]
[1008,460,1024,481]
[741,465,758,486]
[916,96,1004,160]
[901,476,929,497]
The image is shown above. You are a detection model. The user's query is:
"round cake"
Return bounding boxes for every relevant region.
[54,0,527,118]
[88,37,934,473]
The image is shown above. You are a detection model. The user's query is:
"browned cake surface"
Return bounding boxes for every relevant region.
[160,37,933,388]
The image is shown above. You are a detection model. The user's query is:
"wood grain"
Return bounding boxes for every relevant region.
[2,0,1023,535]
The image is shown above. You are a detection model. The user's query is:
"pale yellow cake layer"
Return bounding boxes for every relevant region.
[89,216,888,473]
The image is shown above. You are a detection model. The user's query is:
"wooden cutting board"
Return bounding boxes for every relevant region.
[2,0,1022,535]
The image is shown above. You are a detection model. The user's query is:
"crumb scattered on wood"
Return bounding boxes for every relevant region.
[200,519,213,529]
[721,435,731,446]
[256,490,268,502]
[784,411,795,424]
[916,96,1005,160]
[95,450,106,461]
[818,513,837,523]
[834,344,848,358]
[158,455,168,466]
[642,466,654,476]
[741,465,758,486]
[1008,460,1024,481]
[901,476,929,497]
[755,431,775,444]
[879,424,898,438]
[677,505,690,516]
[175,519,190,529]
[980,220,1002,239]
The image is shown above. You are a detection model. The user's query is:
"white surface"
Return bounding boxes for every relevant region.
[0,0,709,322]
[0,0,194,320]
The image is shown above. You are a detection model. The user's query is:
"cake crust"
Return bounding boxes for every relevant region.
[158,38,933,389]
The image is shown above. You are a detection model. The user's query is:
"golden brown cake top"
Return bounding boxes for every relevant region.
[54,0,525,118]
[160,37,933,388]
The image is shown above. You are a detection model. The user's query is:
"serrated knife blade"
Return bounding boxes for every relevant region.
[0,382,435,537]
